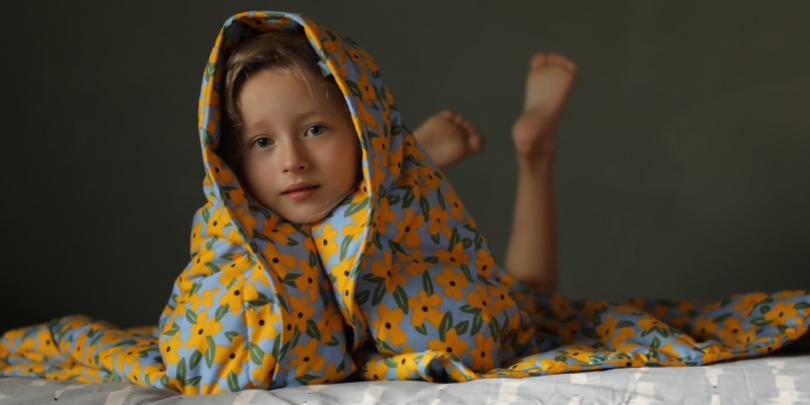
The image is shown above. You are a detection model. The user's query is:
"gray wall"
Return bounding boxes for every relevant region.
[2,1,808,331]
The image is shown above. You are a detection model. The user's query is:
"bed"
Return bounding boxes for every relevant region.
[1,352,807,404]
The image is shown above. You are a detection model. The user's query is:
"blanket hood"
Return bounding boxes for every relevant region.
[158,10,530,391]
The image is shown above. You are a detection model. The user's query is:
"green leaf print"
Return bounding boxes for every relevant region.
[388,240,407,255]
[344,79,362,97]
[471,312,483,335]
[460,305,480,315]
[394,286,409,315]
[272,335,281,359]
[309,251,318,267]
[185,309,198,325]
[429,233,440,245]
[205,337,215,368]
[796,302,810,309]
[402,187,414,209]
[750,316,772,326]
[439,312,454,340]
[713,312,732,323]
[462,238,472,249]
[436,188,446,210]
[455,320,470,336]
[448,228,459,249]
[282,273,301,287]
[165,323,180,337]
[371,282,386,306]
[225,331,240,341]
[295,374,320,385]
[345,197,369,217]
[190,281,203,296]
[204,261,221,274]
[276,293,290,313]
[306,319,321,340]
[356,290,370,305]
[617,320,635,328]
[415,323,428,335]
[189,350,202,369]
[419,197,430,221]
[387,195,401,205]
[247,292,272,307]
[422,271,434,296]
[651,336,661,348]
[187,376,202,387]
[340,236,354,261]
[202,209,210,223]
[460,264,473,283]
[177,357,187,385]
[250,343,265,365]
[424,256,439,264]
[227,371,239,392]
[215,305,229,321]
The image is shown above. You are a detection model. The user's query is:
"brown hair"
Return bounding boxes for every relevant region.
[219,28,345,171]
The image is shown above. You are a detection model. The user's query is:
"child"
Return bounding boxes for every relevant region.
[1,10,807,395]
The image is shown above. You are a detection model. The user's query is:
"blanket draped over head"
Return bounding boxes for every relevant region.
[2,11,809,394]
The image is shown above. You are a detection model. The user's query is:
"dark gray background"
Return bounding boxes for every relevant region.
[2,1,808,332]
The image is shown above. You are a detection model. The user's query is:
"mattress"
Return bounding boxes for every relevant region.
[0,353,807,404]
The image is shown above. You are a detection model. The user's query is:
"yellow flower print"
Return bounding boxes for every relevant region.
[732,292,768,313]
[218,262,246,288]
[421,168,442,190]
[219,280,246,315]
[32,329,59,358]
[188,288,218,312]
[716,316,743,347]
[375,198,397,233]
[291,339,325,376]
[314,223,339,262]
[472,334,495,371]
[475,250,495,279]
[357,102,380,135]
[356,71,377,103]
[394,352,419,379]
[396,210,425,249]
[764,301,798,326]
[160,332,182,365]
[316,310,343,344]
[207,207,228,238]
[374,304,407,347]
[427,328,469,359]
[189,247,217,277]
[362,355,390,380]
[692,316,717,340]
[435,267,468,301]
[404,250,430,277]
[248,265,271,288]
[143,362,166,384]
[443,187,465,220]
[427,206,450,236]
[213,334,246,378]
[370,252,404,293]
[408,290,443,327]
[229,207,256,241]
[261,214,297,245]
[466,284,494,322]
[294,258,321,301]
[287,294,316,333]
[489,284,512,314]
[436,244,470,269]
[185,311,222,353]
[190,221,205,253]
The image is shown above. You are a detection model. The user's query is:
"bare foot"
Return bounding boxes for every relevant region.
[512,52,577,160]
[413,110,485,169]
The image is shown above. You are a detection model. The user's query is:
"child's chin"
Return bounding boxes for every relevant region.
[282,209,328,225]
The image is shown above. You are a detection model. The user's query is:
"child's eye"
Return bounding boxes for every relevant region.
[253,137,273,148]
[306,125,327,137]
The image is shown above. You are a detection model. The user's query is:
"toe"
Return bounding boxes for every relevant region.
[467,132,484,152]
[439,110,455,120]
[530,52,547,68]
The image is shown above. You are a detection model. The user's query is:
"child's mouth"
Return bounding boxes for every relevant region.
[282,185,320,201]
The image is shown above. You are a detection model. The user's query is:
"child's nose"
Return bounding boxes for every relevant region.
[281,140,310,173]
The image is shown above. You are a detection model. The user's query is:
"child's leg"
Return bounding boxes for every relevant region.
[506,51,576,291]
[412,110,484,169]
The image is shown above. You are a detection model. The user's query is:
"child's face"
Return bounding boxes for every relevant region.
[237,68,360,224]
